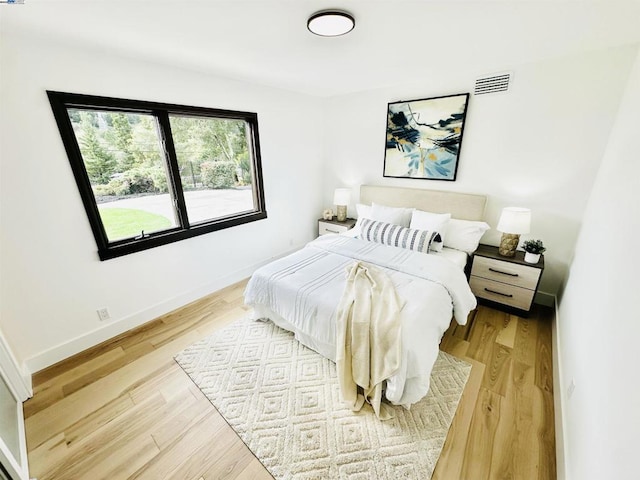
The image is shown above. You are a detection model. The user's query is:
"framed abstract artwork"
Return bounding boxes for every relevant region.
[383,93,470,181]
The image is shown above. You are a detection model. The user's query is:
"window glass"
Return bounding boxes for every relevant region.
[68,109,177,242]
[169,115,256,224]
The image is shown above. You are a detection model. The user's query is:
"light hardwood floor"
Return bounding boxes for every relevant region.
[24,279,556,480]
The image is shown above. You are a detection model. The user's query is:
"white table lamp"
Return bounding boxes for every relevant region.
[497,207,531,257]
[333,188,351,222]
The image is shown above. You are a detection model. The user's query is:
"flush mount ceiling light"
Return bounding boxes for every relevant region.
[307,10,355,37]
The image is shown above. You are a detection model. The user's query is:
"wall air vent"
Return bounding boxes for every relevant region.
[474,72,512,95]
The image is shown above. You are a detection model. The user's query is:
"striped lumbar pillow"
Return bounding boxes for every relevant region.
[358,218,442,254]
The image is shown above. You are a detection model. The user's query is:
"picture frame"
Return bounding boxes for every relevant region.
[383,93,470,181]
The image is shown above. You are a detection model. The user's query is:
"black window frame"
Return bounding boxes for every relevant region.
[47,91,267,260]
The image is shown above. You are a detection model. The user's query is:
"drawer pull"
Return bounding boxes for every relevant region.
[488,267,519,277]
[484,288,513,298]
[325,228,340,234]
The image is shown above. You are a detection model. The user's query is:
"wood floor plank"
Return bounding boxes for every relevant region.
[150,405,210,452]
[535,310,554,395]
[171,431,255,480]
[62,392,135,448]
[27,433,67,476]
[211,438,264,479]
[439,334,470,359]
[512,365,540,480]
[24,282,556,480]
[24,346,127,418]
[195,306,252,338]
[511,383,539,479]
[53,386,197,480]
[60,342,155,398]
[31,342,125,388]
[150,386,216,451]
[432,357,485,480]
[148,299,242,349]
[514,313,539,367]
[465,318,497,362]
[83,435,160,480]
[535,388,557,479]
[129,410,229,480]
[30,392,166,480]
[465,308,501,364]
[496,314,518,348]
[459,387,503,480]
[231,456,274,480]
[484,342,513,397]
[128,361,189,405]
[488,377,518,479]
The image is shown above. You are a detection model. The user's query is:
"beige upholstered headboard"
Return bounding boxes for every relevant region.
[360,185,486,221]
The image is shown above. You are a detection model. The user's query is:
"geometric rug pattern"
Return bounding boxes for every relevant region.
[175,317,471,480]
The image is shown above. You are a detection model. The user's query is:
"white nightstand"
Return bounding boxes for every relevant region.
[469,244,544,314]
[318,217,356,236]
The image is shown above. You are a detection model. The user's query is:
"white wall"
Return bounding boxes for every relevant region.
[557,46,640,480]
[0,31,325,371]
[322,46,637,297]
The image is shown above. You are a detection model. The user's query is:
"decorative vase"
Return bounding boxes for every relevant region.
[524,252,541,264]
[336,205,347,222]
[498,233,520,257]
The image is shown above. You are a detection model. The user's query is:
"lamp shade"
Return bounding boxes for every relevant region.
[497,207,531,234]
[333,188,351,206]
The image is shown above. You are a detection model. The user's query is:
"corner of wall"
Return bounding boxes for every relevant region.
[0,329,32,400]
[534,290,556,307]
[552,296,568,480]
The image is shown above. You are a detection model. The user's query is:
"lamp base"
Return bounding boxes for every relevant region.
[498,233,520,257]
[336,205,347,222]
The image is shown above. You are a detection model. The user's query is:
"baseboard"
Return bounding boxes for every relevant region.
[24,244,306,375]
[0,330,32,400]
[552,297,568,480]
[534,290,555,307]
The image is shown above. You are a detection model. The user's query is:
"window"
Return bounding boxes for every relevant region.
[47,91,267,260]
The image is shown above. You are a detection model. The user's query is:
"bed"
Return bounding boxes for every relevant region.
[244,185,488,409]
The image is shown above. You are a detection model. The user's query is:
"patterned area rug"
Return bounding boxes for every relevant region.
[175,318,471,480]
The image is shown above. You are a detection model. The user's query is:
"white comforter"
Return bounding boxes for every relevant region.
[244,234,477,407]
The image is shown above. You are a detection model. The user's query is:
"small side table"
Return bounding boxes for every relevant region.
[469,244,544,314]
[318,217,356,236]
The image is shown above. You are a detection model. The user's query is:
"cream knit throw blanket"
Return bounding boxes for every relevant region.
[335,261,402,420]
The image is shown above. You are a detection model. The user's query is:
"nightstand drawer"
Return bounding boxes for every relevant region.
[319,222,350,235]
[471,256,541,290]
[470,276,535,311]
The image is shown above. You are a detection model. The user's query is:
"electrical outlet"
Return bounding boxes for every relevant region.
[97,308,111,321]
[568,379,576,398]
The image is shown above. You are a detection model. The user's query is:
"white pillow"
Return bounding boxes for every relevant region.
[410,210,451,243]
[354,203,372,230]
[444,219,491,253]
[371,202,414,228]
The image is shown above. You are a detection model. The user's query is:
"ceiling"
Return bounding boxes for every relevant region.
[2,0,640,97]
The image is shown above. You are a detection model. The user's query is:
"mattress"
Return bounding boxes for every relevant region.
[432,247,468,269]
